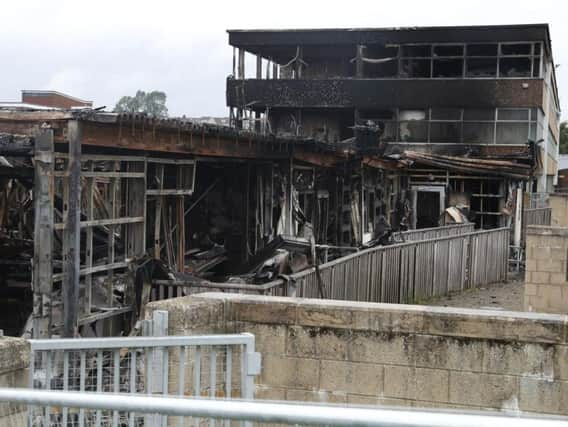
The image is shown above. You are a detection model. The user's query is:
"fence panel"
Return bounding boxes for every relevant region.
[396,223,474,242]
[289,227,509,305]
[28,312,260,427]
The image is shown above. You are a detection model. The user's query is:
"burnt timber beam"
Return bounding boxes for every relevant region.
[62,120,81,338]
[32,129,54,338]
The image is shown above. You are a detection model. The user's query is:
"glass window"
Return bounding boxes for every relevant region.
[496,122,529,144]
[532,57,541,77]
[433,58,463,77]
[497,109,529,121]
[433,45,463,56]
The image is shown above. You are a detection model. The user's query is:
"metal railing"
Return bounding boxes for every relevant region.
[28,311,261,426]
[281,227,509,303]
[1,388,567,427]
[523,207,552,233]
[395,223,474,242]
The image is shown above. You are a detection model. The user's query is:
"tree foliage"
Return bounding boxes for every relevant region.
[561,121,568,155]
[114,90,168,117]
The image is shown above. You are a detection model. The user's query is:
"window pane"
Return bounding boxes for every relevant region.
[467,44,498,56]
[463,109,495,121]
[466,58,497,77]
[430,122,461,142]
[400,59,431,77]
[496,122,529,144]
[401,45,431,57]
[432,58,463,77]
[499,58,531,77]
[434,45,463,56]
[497,109,529,121]
[501,43,531,55]
[431,108,461,120]
[463,123,494,143]
[534,43,541,55]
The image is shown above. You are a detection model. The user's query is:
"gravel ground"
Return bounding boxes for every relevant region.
[427,276,525,312]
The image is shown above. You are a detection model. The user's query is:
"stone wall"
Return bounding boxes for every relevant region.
[549,193,568,227]
[525,225,568,313]
[147,293,568,416]
[0,337,30,425]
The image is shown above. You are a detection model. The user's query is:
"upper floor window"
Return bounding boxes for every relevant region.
[366,41,543,79]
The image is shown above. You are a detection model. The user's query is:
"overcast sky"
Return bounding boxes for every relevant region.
[1,0,566,120]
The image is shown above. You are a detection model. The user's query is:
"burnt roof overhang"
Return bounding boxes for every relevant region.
[228,24,552,62]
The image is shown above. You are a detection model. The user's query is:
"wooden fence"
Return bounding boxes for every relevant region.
[283,227,510,304]
[395,223,475,242]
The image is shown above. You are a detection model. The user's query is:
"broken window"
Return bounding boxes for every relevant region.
[463,123,494,143]
[399,110,428,142]
[401,45,431,57]
[499,57,531,77]
[400,59,430,78]
[466,58,497,77]
[433,58,463,77]
[363,45,399,77]
[467,44,498,56]
[433,45,464,57]
[500,43,532,55]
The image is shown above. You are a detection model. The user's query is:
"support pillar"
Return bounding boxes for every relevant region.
[63,121,81,338]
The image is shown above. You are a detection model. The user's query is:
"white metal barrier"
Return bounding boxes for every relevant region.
[28,311,261,426]
[1,388,567,427]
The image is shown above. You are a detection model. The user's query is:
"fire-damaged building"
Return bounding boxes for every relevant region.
[227,23,561,232]
[0,24,560,339]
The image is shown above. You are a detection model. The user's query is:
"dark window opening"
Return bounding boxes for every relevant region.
[463,123,494,143]
[401,45,431,57]
[499,57,531,77]
[501,43,531,55]
[532,57,541,77]
[534,43,541,55]
[433,58,463,77]
[434,45,464,56]
[467,44,498,56]
[463,109,495,121]
[431,108,461,121]
[416,191,441,229]
[399,121,428,142]
[466,58,497,77]
[400,59,430,77]
[430,122,461,143]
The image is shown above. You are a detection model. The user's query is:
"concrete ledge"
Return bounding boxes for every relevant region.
[528,225,568,237]
[149,292,568,345]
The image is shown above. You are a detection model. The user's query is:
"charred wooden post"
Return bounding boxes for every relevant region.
[32,129,54,338]
[63,120,81,338]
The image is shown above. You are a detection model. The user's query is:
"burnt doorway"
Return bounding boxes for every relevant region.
[411,186,445,229]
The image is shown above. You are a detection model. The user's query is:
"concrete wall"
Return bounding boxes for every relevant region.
[0,337,30,425]
[550,193,568,227]
[525,225,568,313]
[147,293,568,416]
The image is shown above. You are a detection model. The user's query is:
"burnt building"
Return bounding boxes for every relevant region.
[227,24,561,231]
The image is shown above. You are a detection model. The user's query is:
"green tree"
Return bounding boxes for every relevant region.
[114,90,168,117]
[561,121,568,154]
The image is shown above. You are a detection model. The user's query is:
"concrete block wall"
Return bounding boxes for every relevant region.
[147,293,568,416]
[0,337,30,425]
[525,226,568,313]
[550,193,568,227]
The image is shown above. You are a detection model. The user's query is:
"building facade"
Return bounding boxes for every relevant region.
[227,24,561,235]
